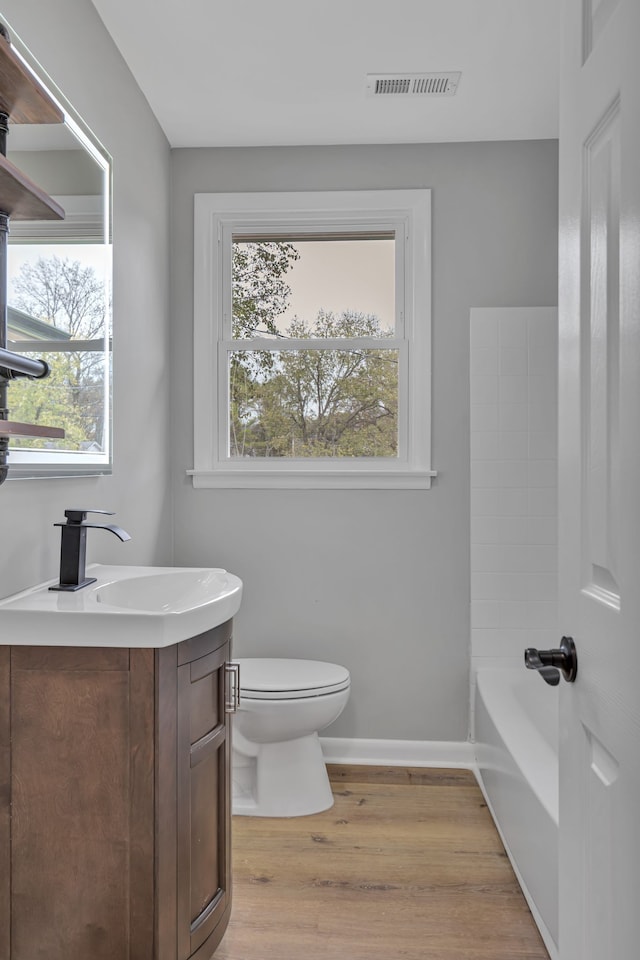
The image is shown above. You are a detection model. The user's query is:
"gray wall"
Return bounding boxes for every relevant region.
[0,0,173,598]
[10,150,104,196]
[0,7,559,746]
[170,141,558,742]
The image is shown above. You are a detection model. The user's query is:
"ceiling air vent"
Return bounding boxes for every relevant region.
[366,72,461,98]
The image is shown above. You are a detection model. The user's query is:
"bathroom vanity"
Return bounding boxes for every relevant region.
[0,565,242,960]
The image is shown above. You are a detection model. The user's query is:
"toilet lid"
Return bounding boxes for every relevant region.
[236,658,351,700]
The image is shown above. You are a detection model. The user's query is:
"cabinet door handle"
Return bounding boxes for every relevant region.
[225,662,240,714]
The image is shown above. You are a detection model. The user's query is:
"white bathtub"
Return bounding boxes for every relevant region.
[474,667,559,960]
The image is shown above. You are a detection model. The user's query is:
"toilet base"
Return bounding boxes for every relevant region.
[232,732,334,817]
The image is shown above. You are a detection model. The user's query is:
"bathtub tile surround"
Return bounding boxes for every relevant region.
[470,306,558,671]
[470,307,559,960]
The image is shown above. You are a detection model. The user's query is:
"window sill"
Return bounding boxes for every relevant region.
[187,468,437,490]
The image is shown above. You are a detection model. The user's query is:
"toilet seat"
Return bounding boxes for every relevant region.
[237,658,350,700]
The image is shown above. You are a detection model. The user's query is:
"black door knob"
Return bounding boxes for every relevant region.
[524,635,578,684]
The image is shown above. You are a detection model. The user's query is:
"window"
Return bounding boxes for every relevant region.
[190,189,434,489]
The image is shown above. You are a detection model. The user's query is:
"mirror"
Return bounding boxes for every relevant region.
[2,21,112,478]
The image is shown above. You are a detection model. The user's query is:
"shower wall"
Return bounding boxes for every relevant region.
[470,307,558,674]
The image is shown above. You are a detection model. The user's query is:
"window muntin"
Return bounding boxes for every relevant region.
[191,189,433,489]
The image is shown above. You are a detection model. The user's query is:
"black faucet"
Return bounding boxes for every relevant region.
[49,509,131,592]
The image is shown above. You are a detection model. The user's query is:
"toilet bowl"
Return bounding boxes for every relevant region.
[231,658,350,817]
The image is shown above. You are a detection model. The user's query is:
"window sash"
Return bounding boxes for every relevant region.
[222,219,406,340]
[219,338,407,464]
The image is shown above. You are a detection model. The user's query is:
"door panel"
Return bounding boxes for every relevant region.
[582,99,620,607]
[0,649,9,960]
[559,1,640,957]
[189,744,222,923]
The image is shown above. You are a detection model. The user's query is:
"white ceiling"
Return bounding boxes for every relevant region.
[89,0,559,149]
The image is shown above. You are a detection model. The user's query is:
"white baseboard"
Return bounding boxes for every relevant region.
[320,737,475,768]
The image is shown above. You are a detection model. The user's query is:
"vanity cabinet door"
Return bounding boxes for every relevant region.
[2,646,155,960]
[175,640,232,960]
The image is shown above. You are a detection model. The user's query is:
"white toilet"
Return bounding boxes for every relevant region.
[231,658,351,817]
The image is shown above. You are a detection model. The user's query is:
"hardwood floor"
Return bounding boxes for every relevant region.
[215,766,550,960]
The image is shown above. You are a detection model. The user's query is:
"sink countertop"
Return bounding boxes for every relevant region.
[0,564,243,648]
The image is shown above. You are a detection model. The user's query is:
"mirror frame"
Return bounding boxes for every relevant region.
[3,19,113,480]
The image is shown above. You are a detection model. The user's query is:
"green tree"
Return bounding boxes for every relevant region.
[8,255,108,449]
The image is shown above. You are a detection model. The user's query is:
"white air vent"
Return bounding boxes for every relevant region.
[366,72,461,97]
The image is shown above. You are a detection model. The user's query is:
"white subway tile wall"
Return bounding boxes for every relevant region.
[470,307,558,666]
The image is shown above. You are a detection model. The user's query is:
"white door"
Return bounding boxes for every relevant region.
[558,0,640,958]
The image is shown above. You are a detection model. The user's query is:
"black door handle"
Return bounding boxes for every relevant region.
[524,635,578,685]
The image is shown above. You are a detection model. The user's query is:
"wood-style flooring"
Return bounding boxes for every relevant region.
[215,765,550,960]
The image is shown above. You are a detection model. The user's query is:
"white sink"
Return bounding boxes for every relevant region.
[0,564,243,648]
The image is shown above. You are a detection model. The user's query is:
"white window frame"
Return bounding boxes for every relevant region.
[189,189,435,489]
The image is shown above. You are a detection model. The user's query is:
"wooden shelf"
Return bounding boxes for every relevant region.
[0,420,65,439]
[0,33,63,124]
[0,153,64,220]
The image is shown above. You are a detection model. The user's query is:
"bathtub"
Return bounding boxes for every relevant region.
[474,667,558,960]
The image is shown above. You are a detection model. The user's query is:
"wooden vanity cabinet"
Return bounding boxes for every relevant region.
[0,620,233,960]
